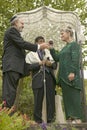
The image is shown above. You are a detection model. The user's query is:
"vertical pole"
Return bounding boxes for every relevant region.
[79,41,87,122]
[42,65,47,123]
[41,0,44,6]
[75,30,87,122]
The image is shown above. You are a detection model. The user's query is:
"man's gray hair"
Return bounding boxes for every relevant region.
[10,15,19,25]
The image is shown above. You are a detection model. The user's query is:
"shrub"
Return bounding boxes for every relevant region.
[16,76,34,119]
[0,108,26,130]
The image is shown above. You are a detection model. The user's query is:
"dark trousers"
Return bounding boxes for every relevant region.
[2,71,21,108]
[33,73,55,123]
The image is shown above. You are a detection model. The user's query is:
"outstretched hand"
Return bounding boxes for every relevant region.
[39,43,49,49]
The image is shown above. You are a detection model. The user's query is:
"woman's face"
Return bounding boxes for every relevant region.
[60,31,70,42]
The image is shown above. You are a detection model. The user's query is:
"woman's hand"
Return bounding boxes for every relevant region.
[68,73,75,81]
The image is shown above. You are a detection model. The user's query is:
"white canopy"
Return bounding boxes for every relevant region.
[17,6,84,50]
[16,6,87,122]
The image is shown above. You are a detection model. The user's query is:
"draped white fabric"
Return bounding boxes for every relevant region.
[17,6,83,51]
[16,6,84,123]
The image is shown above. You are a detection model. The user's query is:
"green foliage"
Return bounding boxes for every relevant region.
[16,76,34,119]
[0,0,87,69]
[0,0,87,122]
[0,108,83,130]
[0,75,34,120]
[0,109,25,130]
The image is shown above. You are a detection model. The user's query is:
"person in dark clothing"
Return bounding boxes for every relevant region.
[26,36,57,123]
[2,16,48,109]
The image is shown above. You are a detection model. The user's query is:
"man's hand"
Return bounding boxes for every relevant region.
[39,60,52,67]
[39,43,49,49]
[45,60,52,67]
[39,60,45,66]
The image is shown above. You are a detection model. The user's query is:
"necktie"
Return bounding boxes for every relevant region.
[38,50,44,60]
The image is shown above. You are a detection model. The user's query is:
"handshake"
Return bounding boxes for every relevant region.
[39,40,54,50]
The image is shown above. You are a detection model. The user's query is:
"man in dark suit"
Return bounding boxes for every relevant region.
[2,16,48,109]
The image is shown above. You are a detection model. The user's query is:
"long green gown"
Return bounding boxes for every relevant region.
[50,41,82,120]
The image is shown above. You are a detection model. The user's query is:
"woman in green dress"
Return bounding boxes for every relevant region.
[49,26,82,123]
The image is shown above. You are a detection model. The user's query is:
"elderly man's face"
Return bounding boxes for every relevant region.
[15,18,24,32]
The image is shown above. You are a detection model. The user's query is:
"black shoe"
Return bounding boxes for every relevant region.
[47,118,55,123]
[47,120,52,123]
[35,120,42,124]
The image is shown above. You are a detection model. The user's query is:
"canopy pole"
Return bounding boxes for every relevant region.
[41,0,44,6]
[75,30,87,122]
[79,40,87,122]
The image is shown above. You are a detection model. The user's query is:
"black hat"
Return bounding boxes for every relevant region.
[10,15,17,23]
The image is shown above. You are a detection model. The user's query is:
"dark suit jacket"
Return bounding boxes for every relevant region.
[2,26,37,75]
[32,62,57,89]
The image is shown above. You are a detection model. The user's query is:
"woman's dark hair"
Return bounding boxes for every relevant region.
[35,36,45,43]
